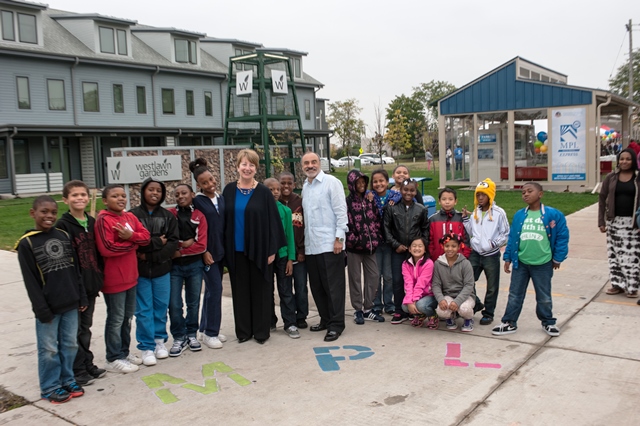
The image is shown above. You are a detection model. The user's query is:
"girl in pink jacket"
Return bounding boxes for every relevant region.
[402,237,437,329]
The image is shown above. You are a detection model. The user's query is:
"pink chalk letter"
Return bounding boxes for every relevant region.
[474,362,502,369]
[445,343,461,358]
[444,359,469,367]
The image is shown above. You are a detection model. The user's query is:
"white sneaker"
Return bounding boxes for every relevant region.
[154,340,169,359]
[199,332,227,343]
[141,350,157,366]
[202,334,223,349]
[126,353,143,366]
[285,325,300,339]
[105,359,139,374]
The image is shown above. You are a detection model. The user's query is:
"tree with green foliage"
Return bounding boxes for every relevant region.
[609,48,639,103]
[385,110,411,154]
[327,99,365,156]
[413,80,457,152]
[386,95,425,156]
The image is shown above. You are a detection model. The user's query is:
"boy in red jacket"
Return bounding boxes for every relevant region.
[95,184,150,374]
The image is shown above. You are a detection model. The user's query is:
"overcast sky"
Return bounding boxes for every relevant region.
[50,0,638,131]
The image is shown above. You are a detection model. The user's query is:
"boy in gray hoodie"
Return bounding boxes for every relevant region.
[432,233,476,332]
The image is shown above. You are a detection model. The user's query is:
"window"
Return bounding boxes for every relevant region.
[294,58,301,78]
[186,90,194,116]
[116,29,127,55]
[519,68,530,78]
[1,10,14,41]
[276,98,285,115]
[113,84,124,113]
[82,82,99,112]
[234,48,254,71]
[531,71,540,81]
[235,48,243,71]
[0,140,7,179]
[304,99,311,120]
[16,77,30,109]
[99,27,115,53]
[136,86,146,114]
[17,13,36,44]
[162,89,175,114]
[175,39,197,64]
[204,91,212,116]
[243,98,250,116]
[47,79,65,110]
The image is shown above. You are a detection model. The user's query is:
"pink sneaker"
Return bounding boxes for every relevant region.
[426,315,439,329]
[411,314,426,327]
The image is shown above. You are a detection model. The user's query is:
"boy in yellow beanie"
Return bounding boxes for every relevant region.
[462,178,510,325]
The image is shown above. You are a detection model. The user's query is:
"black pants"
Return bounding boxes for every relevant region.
[229,252,272,341]
[73,295,96,375]
[306,252,346,333]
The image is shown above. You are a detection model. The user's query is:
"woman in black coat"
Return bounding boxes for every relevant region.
[223,149,285,344]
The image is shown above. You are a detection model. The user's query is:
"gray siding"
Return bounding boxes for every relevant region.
[200,43,234,67]
[153,73,223,128]
[53,18,95,51]
[133,32,172,63]
[0,57,74,125]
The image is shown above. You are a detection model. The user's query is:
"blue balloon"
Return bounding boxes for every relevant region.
[536,131,548,143]
[605,130,611,136]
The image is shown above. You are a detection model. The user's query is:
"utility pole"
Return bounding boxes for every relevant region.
[627,19,633,101]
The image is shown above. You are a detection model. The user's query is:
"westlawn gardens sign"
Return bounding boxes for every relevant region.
[106,155,182,184]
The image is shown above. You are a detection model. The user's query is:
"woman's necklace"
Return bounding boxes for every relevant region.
[237,179,257,195]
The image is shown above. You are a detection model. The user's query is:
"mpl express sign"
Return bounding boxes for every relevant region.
[107,155,182,184]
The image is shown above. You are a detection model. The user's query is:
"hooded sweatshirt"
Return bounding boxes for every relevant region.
[346,169,382,254]
[463,179,510,256]
[431,253,476,307]
[95,209,150,294]
[16,228,88,323]
[168,204,207,266]
[130,178,179,278]
[427,208,471,261]
[56,211,104,298]
[402,256,434,305]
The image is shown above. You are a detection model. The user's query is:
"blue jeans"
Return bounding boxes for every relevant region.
[373,243,394,313]
[136,273,171,351]
[470,251,501,319]
[200,261,223,337]
[391,250,407,315]
[169,260,204,340]
[36,309,78,395]
[402,295,437,317]
[103,287,136,362]
[292,261,309,320]
[501,261,556,327]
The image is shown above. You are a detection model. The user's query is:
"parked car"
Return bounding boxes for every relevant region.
[381,155,395,164]
[330,158,340,168]
[338,156,370,167]
[359,153,383,165]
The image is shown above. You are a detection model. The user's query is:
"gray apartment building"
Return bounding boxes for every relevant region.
[0,0,328,194]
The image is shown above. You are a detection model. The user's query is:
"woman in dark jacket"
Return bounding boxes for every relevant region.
[598,148,640,298]
[223,149,285,344]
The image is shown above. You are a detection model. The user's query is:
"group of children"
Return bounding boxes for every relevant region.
[17,161,569,405]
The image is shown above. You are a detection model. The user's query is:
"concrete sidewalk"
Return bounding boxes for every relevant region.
[0,203,637,425]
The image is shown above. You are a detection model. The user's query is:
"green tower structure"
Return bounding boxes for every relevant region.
[223,51,306,178]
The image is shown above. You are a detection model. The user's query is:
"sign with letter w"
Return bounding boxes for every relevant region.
[271,70,288,95]
[236,71,253,97]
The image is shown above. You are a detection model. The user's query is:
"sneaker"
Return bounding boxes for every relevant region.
[126,353,142,366]
[461,319,474,332]
[218,334,228,343]
[296,319,308,329]
[353,310,365,325]
[446,317,458,330]
[285,325,300,339]
[62,382,84,398]
[410,314,426,327]
[479,316,493,326]
[105,358,139,374]
[364,310,385,322]
[169,339,188,357]
[542,324,560,337]
[187,336,202,351]
[154,340,169,359]
[87,366,107,379]
[492,322,518,335]
[426,315,439,329]
[391,313,408,324]
[74,372,95,386]
[202,334,223,349]
[41,387,72,404]
[141,350,157,366]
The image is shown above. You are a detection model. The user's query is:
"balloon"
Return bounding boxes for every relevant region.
[540,145,548,153]
[535,147,541,154]
[536,131,548,143]
[605,130,611,136]
[534,141,543,149]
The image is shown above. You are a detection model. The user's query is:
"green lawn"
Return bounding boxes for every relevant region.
[0,161,598,251]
